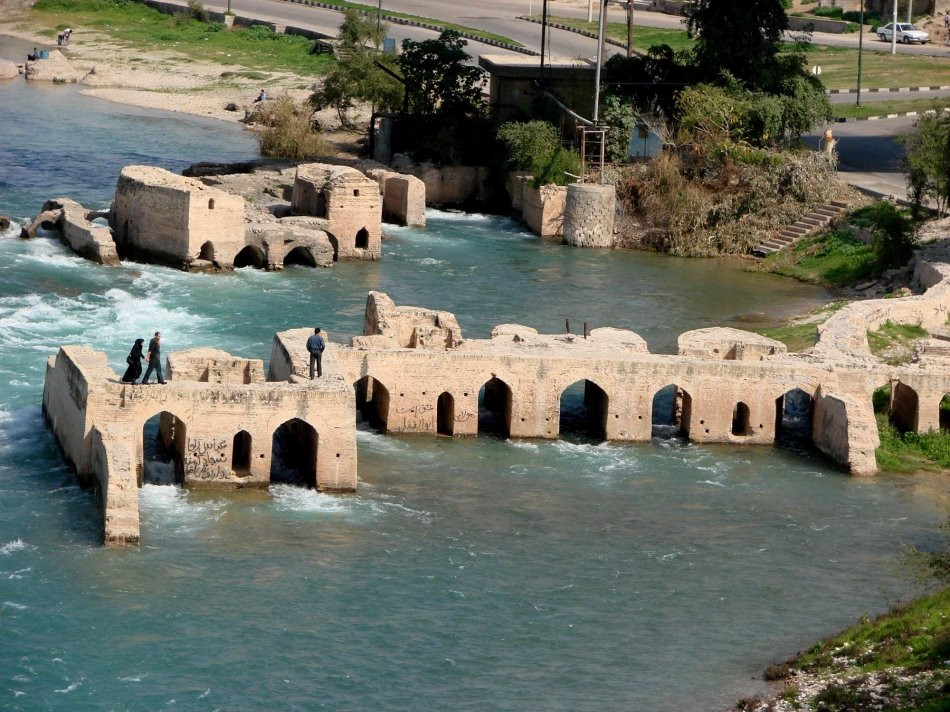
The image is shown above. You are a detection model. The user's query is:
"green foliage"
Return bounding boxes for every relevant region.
[903,112,950,216]
[257,96,327,160]
[909,520,950,586]
[186,0,209,22]
[531,146,581,188]
[600,95,638,163]
[763,229,878,286]
[496,121,560,172]
[812,5,843,18]
[397,30,486,118]
[859,201,916,268]
[686,0,788,89]
[309,10,401,126]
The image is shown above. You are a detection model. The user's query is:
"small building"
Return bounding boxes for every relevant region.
[111,166,246,269]
[290,164,383,261]
[478,54,596,123]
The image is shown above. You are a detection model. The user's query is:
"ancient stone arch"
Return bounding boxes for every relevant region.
[355,227,370,250]
[651,383,693,437]
[731,402,752,437]
[140,409,188,485]
[478,376,513,437]
[199,240,215,262]
[774,387,815,447]
[354,375,391,431]
[233,244,265,269]
[437,392,455,436]
[283,245,316,268]
[232,430,251,474]
[941,393,950,431]
[270,417,318,488]
[891,382,920,433]
[559,378,609,439]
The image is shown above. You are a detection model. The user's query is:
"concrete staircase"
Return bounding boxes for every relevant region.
[752,200,850,257]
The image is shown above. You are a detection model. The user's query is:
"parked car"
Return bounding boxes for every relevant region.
[877,22,930,44]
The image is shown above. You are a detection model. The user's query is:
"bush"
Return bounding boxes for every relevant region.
[497,121,560,172]
[186,0,209,22]
[903,111,950,216]
[600,94,637,163]
[531,146,581,187]
[256,96,327,160]
[811,5,843,18]
[863,201,916,267]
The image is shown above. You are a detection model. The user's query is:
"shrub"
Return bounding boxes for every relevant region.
[257,96,327,160]
[186,0,209,23]
[862,201,916,267]
[600,94,637,163]
[812,5,843,18]
[497,121,560,172]
[531,146,581,187]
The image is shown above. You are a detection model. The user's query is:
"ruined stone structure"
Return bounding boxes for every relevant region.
[42,250,950,547]
[112,166,246,269]
[522,184,567,239]
[43,344,356,546]
[290,164,382,260]
[563,183,616,248]
[363,167,426,228]
[21,198,118,265]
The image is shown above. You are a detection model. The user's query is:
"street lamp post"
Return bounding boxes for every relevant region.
[891,0,898,54]
[856,1,864,106]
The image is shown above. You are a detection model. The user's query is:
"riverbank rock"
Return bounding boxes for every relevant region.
[25,50,83,83]
[0,216,10,230]
[0,59,19,80]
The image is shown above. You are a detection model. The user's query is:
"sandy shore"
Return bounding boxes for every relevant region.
[0,7,357,151]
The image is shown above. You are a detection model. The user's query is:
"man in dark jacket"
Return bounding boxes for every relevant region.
[141,331,166,385]
[306,327,325,379]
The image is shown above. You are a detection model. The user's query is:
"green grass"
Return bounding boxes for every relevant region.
[833,98,950,120]
[754,299,849,352]
[31,0,334,75]
[311,0,521,46]
[761,229,879,286]
[867,320,929,364]
[876,415,950,472]
[533,16,694,52]
[778,588,950,711]
[534,17,950,91]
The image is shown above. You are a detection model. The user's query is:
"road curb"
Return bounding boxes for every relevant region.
[517,16,646,56]
[835,106,950,122]
[826,85,950,94]
[282,0,539,55]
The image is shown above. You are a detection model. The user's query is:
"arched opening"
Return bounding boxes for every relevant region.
[478,377,512,437]
[232,430,251,474]
[314,191,327,218]
[774,388,814,449]
[891,382,920,434]
[199,240,215,262]
[559,379,608,440]
[141,411,186,486]
[208,198,215,210]
[355,227,370,249]
[437,392,455,436]
[283,245,316,268]
[651,384,692,438]
[270,418,317,488]
[941,394,950,431]
[354,376,390,431]
[233,245,265,269]
[327,234,339,262]
[731,402,752,437]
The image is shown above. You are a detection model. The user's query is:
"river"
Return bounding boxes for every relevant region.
[1,38,948,711]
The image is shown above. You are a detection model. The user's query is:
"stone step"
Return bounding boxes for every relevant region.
[751,201,848,258]
[778,230,805,239]
[771,236,796,245]
[830,199,850,209]
[785,225,809,234]
[812,208,839,218]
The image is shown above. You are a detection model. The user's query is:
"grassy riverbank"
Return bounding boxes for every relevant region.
[29,0,334,74]
[537,16,950,90]
[743,587,950,711]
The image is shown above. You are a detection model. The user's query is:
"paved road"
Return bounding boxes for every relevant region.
[829,88,950,103]
[806,116,917,200]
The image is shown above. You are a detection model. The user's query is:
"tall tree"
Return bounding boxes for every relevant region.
[397,30,486,117]
[686,0,788,89]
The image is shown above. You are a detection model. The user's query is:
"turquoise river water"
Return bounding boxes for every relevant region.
[1,43,949,711]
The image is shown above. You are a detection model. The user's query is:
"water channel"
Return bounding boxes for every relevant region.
[1,38,948,710]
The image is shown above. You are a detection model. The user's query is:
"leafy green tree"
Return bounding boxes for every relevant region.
[309,9,402,126]
[864,201,916,268]
[903,112,950,216]
[496,121,580,186]
[397,30,486,117]
[686,0,788,90]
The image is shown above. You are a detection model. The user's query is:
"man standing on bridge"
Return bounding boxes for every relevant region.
[307,327,325,379]
[141,331,166,385]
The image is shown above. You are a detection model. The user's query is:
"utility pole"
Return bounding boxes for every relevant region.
[540,0,548,83]
[588,0,593,23]
[856,1,864,106]
[377,0,382,40]
[593,0,607,122]
[891,0,898,54]
[626,0,633,57]
[907,0,913,23]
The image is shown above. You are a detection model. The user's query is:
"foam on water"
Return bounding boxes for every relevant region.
[138,485,227,534]
[0,539,29,556]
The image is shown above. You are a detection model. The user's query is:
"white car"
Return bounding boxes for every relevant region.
[877,22,930,44]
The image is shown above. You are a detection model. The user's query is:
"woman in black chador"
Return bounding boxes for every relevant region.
[121,338,145,384]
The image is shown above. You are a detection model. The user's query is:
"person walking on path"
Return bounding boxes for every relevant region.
[306,327,325,379]
[141,331,166,385]
[120,338,145,384]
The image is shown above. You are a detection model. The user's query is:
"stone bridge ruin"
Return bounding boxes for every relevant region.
[42,252,949,547]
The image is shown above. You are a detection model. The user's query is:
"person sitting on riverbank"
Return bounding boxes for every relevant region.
[253,89,268,103]
[27,48,38,61]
